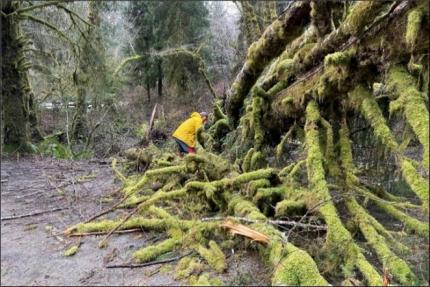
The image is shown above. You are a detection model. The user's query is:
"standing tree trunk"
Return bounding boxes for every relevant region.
[72,70,88,141]
[157,59,163,100]
[72,0,105,141]
[28,91,43,142]
[240,1,262,46]
[146,82,151,103]
[1,1,31,150]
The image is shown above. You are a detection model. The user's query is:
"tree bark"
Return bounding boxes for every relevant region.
[146,82,151,103]
[1,1,31,149]
[72,0,104,141]
[157,59,163,100]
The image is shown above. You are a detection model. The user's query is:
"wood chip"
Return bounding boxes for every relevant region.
[220,219,270,245]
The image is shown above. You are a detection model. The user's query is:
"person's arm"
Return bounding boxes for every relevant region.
[194,118,203,134]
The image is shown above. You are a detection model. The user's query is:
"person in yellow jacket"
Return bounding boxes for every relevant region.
[172,112,208,155]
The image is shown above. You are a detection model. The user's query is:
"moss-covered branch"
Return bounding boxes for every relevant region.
[305,101,381,285]
[387,65,429,170]
[22,13,74,46]
[225,1,311,124]
[348,85,429,207]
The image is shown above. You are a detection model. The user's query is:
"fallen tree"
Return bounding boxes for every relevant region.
[65,1,429,285]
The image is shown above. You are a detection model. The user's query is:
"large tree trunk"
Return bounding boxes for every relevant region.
[72,71,88,141]
[28,91,43,142]
[1,1,32,150]
[72,0,104,141]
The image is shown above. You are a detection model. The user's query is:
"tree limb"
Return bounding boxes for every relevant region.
[56,3,91,26]
[106,251,194,269]
[22,13,74,46]
[15,1,61,14]
[1,207,67,221]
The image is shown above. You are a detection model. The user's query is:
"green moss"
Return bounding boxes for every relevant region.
[230,168,278,187]
[320,117,340,177]
[147,205,171,219]
[73,218,146,233]
[64,245,79,257]
[339,124,355,171]
[252,96,264,149]
[353,185,419,210]
[174,257,204,280]
[275,58,294,78]
[228,194,267,221]
[185,169,277,200]
[213,100,227,121]
[361,206,409,253]
[317,65,350,100]
[275,126,295,159]
[275,199,306,217]
[387,65,429,171]
[278,163,295,178]
[292,42,316,64]
[271,244,329,286]
[192,273,223,286]
[339,123,360,185]
[346,198,419,285]
[373,200,429,238]
[222,191,326,286]
[348,85,398,151]
[341,1,386,36]
[250,151,267,171]
[305,101,381,284]
[323,49,355,67]
[405,9,423,51]
[253,187,285,212]
[197,241,226,273]
[242,148,254,172]
[146,165,186,178]
[122,195,150,208]
[244,179,271,198]
[400,158,429,206]
[285,160,306,182]
[133,237,180,263]
[111,158,126,183]
[185,151,232,180]
[305,100,320,123]
[349,85,428,204]
[208,119,230,139]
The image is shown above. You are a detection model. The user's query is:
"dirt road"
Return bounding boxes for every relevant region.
[1,155,268,286]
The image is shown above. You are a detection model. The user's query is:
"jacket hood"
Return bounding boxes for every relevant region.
[190,112,201,119]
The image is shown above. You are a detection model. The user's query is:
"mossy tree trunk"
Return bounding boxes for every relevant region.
[1,1,32,150]
[72,0,105,141]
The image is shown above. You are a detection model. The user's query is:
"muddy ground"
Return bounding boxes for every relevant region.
[1,155,270,286]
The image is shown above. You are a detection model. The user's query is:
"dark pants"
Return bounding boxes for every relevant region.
[174,138,195,154]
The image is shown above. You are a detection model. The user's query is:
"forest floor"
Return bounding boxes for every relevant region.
[1,155,270,286]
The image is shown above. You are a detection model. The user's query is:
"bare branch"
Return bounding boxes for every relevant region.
[15,1,61,14]
[22,13,73,45]
[56,3,91,26]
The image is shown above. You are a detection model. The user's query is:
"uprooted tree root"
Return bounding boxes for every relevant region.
[65,1,429,285]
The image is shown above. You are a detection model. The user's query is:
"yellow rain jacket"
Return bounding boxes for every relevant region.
[172,112,204,148]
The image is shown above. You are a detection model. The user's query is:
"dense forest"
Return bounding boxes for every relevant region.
[1,0,429,286]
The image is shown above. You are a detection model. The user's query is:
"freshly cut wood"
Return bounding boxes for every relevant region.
[220,219,270,245]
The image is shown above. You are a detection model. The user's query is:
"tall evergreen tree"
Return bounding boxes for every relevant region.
[125,1,210,101]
